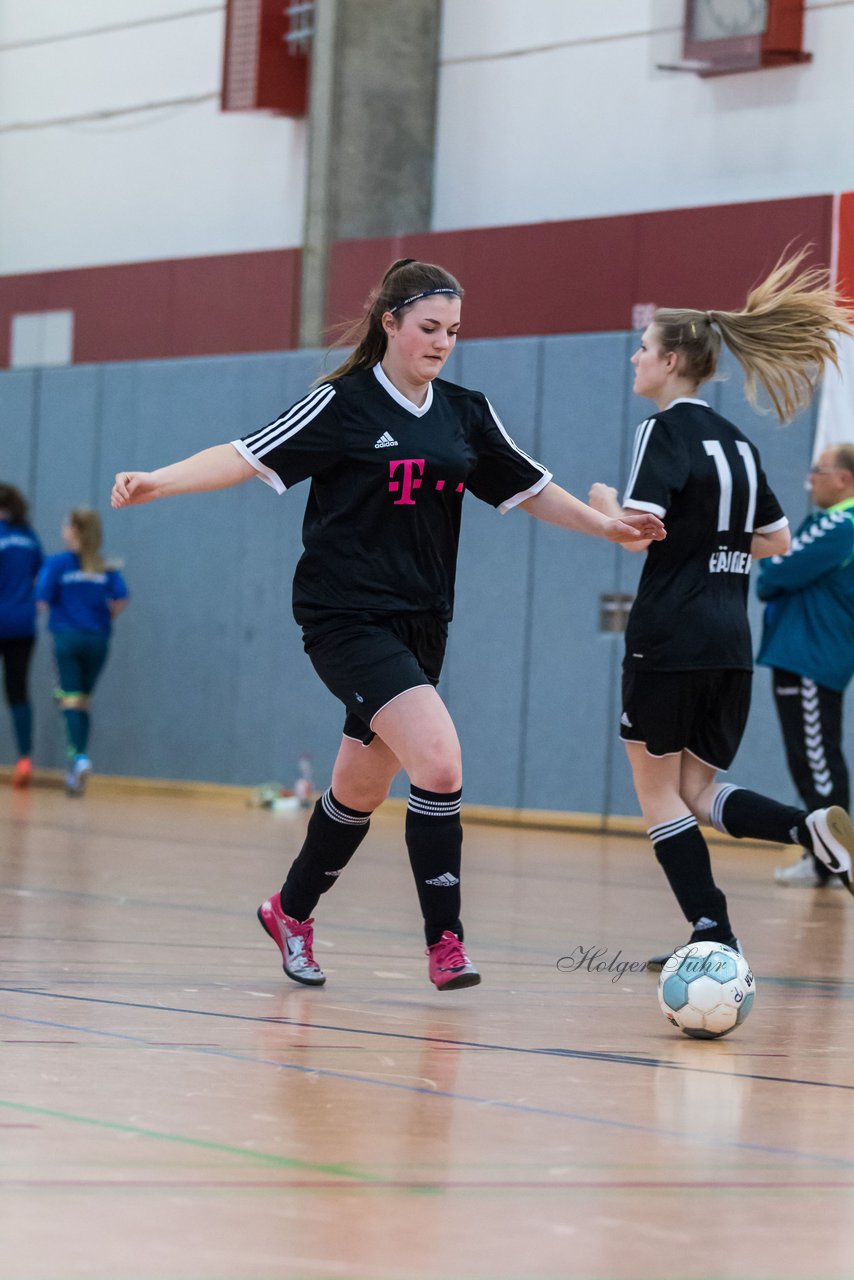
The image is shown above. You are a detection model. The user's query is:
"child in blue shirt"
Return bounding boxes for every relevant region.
[36,508,129,795]
[0,483,43,786]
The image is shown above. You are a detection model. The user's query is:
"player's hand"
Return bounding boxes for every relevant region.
[111,471,160,509]
[588,483,620,515]
[604,512,666,544]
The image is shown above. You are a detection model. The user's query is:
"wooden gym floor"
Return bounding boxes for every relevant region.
[2,782,854,1280]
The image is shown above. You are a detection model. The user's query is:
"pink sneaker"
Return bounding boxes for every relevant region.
[427,931,481,991]
[12,757,32,789]
[257,894,326,986]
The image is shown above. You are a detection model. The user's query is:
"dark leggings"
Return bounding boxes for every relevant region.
[772,668,849,813]
[772,667,849,876]
[0,635,35,704]
[54,630,109,696]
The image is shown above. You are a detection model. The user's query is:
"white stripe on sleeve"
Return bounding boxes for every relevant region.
[483,397,552,513]
[484,398,549,477]
[230,440,286,494]
[243,384,337,457]
[623,418,656,508]
[754,516,789,534]
[498,470,553,514]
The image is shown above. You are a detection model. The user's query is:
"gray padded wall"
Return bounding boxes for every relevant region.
[525,333,633,818]
[443,337,542,808]
[0,370,39,493]
[0,339,837,817]
[717,349,817,808]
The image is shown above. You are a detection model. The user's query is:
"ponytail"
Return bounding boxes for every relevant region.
[68,508,106,574]
[654,248,854,422]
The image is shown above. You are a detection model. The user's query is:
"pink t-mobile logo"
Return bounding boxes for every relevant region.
[388,458,425,505]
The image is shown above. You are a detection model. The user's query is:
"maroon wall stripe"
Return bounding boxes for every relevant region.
[0,196,834,367]
[837,192,854,305]
[0,249,301,368]
[328,195,834,341]
[633,197,833,312]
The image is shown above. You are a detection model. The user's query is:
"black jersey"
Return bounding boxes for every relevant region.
[622,398,787,672]
[232,364,551,625]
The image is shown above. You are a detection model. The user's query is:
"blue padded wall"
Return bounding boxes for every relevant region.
[0,338,839,819]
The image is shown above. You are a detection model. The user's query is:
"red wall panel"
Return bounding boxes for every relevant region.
[0,249,301,368]
[0,196,836,366]
[836,191,854,306]
[327,196,834,343]
[634,196,833,313]
[326,217,638,340]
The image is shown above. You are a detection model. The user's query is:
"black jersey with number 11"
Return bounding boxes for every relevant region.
[622,398,787,672]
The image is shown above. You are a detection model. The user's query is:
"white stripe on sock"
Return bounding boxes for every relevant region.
[710,784,741,835]
[321,789,370,826]
[648,815,698,843]
[407,792,462,817]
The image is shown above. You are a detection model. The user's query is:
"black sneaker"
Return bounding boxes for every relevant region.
[646,932,742,974]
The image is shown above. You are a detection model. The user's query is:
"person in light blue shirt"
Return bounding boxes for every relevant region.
[757,442,854,886]
[36,508,129,795]
[0,483,43,786]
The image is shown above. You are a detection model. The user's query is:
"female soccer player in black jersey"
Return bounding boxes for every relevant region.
[111,258,664,991]
[589,252,854,968]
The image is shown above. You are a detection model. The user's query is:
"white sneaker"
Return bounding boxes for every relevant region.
[775,854,844,888]
[804,808,854,896]
[65,755,92,796]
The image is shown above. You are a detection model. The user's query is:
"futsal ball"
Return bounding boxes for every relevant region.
[657,941,755,1039]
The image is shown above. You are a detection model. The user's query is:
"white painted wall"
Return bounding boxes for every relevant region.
[0,0,306,272]
[2,1,852,275]
[434,0,854,230]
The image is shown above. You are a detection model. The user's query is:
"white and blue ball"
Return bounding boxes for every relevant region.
[657,940,755,1039]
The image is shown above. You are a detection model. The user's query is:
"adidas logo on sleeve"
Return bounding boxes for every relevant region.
[374,432,399,448]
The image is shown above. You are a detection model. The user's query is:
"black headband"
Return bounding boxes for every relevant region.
[389,287,461,314]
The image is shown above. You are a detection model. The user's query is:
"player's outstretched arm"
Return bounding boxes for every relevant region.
[587,482,655,552]
[521,481,665,546]
[111,445,255,509]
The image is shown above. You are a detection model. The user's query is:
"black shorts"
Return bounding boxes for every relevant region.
[302,612,448,746]
[620,668,752,770]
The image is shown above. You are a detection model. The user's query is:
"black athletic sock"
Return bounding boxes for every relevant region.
[649,814,733,940]
[279,788,371,921]
[710,784,809,847]
[406,785,463,946]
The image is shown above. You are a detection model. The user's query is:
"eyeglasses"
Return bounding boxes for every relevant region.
[808,465,843,475]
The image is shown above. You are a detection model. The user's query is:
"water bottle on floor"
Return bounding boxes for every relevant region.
[294,753,313,808]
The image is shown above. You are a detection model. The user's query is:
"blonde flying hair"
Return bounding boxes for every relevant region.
[653,248,854,422]
[68,508,106,574]
[324,258,463,382]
